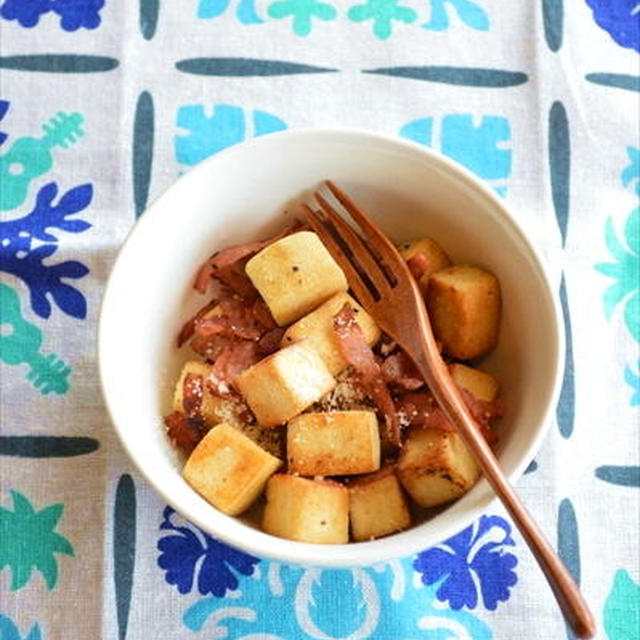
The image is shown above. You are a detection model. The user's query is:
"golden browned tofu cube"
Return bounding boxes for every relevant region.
[245,231,348,326]
[173,361,242,427]
[262,474,349,543]
[449,363,499,402]
[426,265,501,360]
[236,341,336,427]
[183,423,282,516]
[348,467,411,541]
[399,237,451,293]
[287,410,380,476]
[397,426,480,508]
[281,292,381,374]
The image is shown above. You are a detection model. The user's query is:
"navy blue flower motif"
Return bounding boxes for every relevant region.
[414,514,518,610]
[0,0,52,27]
[157,507,260,597]
[52,0,104,31]
[585,0,640,52]
[0,182,92,319]
[0,0,104,31]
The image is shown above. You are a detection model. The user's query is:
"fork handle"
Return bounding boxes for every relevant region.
[411,312,596,639]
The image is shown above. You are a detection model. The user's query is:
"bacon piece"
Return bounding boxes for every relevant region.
[380,351,424,391]
[257,327,285,356]
[214,263,259,299]
[208,341,261,396]
[252,298,277,331]
[177,300,222,347]
[333,303,401,447]
[190,332,233,361]
[217,297,263,341]
[164,411,205,454]
[182,373,204,416]
[395,393,455,433]
[406,253,432,280]
[396,390,498,443]
[187,294,266,358]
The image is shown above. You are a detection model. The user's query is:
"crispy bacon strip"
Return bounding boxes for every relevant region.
[396,389,499,443]
[216,297,264,341]
[395,392,455,433]
[164,412,205,454]
[252,298,276,331]
[333,303,401,446]
[380,351,424,391]
[208,341,260,395]
[257,327,285,356]
[182,373,204,416]
[177,300,220,347]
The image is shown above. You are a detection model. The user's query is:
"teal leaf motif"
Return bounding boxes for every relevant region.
[348,0,416,39]
[0,615,42,640]
[595,208,640,341]
[603,569,640,640]
[268,0,337,36]
[0,490,74,591]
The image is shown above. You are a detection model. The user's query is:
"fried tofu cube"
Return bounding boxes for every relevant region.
[262,474,349,543]
[281,292,381,374]
[397,426,480,508]
[399,237,451,294]
[287,410,380,476]
[173,361,242,427]
[236,341,336,427]
[183,423,281,516]
[348,467,411,541]
[449,363,499,402]
[426,265,501,360]
[245,231,348,326]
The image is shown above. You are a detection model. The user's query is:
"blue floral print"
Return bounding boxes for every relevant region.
[413,514,518,610]
[157,507,260,597]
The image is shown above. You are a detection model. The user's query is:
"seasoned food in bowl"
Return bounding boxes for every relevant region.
[99,128,562,567]
[164,200,504,544]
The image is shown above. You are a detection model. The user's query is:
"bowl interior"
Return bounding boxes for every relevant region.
[99,129,560,567]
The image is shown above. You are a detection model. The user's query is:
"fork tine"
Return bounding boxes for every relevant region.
[314,192,392,295]
[301,204,376,308]
[325,180,405,277]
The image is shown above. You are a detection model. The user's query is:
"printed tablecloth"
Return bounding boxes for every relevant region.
[1,2,639,639]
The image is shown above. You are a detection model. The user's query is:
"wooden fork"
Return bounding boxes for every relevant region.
[304,180,596,639]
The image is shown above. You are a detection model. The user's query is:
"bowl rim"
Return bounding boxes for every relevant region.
[98,126,564,567]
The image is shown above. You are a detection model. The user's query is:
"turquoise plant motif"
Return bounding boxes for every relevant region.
[0,615,42,640]
[423,0,489,31]
[595,207,640,342]
[625,360,640,406]
[268,0,337,35]
[182,558,492,639]
[0,490,74,591]
[0,283,71,395]
[621,147,640,195]
[198,0,263,24]
[400,114,512,196]
[348,0,417,39]
[0,111,84,211]
[603,569,640,639]
[175,104,287,166]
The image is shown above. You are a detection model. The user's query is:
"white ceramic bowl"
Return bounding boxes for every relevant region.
[99,128,563,567]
